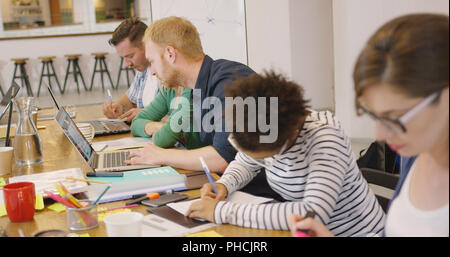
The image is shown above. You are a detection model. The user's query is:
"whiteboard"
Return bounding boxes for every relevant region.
[150,0,248,65]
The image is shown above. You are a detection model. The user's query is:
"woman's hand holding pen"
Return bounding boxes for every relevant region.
[185,183,227,222]
[200,182,227,200]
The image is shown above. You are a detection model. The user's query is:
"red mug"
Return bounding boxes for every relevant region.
[3,182,36,222]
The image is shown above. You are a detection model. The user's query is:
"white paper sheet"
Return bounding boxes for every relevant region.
[8,168,87,196]
[167,191,274,216]
[91,137,153,152]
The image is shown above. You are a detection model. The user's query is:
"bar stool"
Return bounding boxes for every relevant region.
[11,58,33,97]
[37,56,63,96]
[116,57,136,89]
[89,52,114,91]
[63,54,88,94]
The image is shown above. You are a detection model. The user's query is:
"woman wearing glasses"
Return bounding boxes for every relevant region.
[289,13,449,237]
[186,70,386,237]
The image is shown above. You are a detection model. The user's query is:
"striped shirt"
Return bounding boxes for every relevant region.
[126,68,159,108]
[215,110,386,236]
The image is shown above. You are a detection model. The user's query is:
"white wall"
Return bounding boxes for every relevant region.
[246,0,335,111]
[333,0,450,139]
[289,0,334,111]
[246,0,293,77]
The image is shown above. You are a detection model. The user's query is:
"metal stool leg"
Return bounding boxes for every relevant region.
[62,59,72,93]
[20,63,33,97]
[116,58,123,89]
[11,63,19,90]
[49,61,63,94]
[74,59,88,91]
[37,61,46,96]
[101,58,114,90]
[99,58,105,91]
[89,58,98,91]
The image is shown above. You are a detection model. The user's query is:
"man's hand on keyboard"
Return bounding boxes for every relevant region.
[124,143,166,166]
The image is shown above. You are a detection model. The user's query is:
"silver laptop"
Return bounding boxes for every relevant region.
[46,84,130,136]
[54,107,157,172]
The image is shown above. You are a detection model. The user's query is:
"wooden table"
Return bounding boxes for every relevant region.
[0,104,290,237]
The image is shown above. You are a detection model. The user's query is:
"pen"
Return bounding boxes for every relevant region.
[107,89,116,119]
[125,192,161,206]
[86,172,123,177]
[199,157,218,195]
[125,189,174,206]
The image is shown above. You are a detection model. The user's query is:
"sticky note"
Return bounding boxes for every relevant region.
[0,204,6,217]
[48,202,66,213]
[0,177,5,187]
[186,230,224,237]
[35,194,44,210]
[78,233,90,237]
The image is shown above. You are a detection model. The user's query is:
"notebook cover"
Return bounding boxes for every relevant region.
[185,171,216,190]
[147,205,209,228]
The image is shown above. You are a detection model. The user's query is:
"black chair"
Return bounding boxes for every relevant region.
[360,168,400,212]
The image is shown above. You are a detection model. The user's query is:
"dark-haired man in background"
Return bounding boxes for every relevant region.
[103,18,160,123]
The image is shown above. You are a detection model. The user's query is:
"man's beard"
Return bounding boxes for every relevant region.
[159,62,182,89]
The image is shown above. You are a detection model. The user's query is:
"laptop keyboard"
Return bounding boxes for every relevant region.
[90,120,106,131]
[103,151,131,168]
[103,122,129,131]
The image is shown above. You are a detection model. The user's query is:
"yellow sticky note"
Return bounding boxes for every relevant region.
[35,194,44,210]
[0,177,6,187]
[78,233,90,237]
[0,204,6,217]
[48,202,66,213]
[186,230,224,237]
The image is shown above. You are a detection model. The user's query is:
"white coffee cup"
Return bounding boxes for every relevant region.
[0,147,14,176]
[76,123,95,144]
[104,212,144,237]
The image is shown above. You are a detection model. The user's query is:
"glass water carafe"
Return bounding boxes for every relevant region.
[13,97,42,165]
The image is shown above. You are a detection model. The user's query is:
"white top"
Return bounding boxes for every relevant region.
[385,161,449,237]
[142,73,159,107]
[215,110,386,236]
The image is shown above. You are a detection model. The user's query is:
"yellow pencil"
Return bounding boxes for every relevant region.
[65,177,111,185]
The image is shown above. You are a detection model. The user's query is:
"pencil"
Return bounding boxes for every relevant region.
[97,204,139,213]
[93,185,111,205]
[65,177,111,185]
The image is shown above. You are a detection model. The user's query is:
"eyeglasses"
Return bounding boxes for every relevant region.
[359,91,440,134]
[227,134,289,169]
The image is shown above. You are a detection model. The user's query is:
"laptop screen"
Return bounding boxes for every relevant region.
[55,107,94,162]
